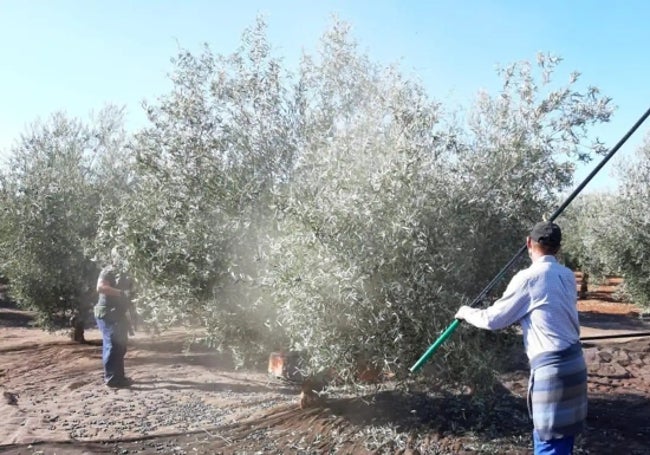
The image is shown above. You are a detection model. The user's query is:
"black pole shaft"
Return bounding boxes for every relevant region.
[548,106,650,222]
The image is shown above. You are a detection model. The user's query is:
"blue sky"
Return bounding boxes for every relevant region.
[1,0,649,191]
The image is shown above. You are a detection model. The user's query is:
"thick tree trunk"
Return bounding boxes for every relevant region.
[70,314,86,343]
[579,273,589,300]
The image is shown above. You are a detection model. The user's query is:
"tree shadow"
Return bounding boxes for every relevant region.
[579,311,649,331]
[581,291,621,302]
[0,297,16,309]
[324,388,530,438]
[131,378,297,395]
[582,392,650,453]
[130,337,216,354]
[83,339,103,346]
[316,387,650,453]
[126,352,239,371]
[0,307,35,327]
[125,339,269,374]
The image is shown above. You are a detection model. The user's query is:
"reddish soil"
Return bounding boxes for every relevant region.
[1,275,649,454]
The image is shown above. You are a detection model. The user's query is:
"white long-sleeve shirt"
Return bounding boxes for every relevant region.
[460,255,580,360]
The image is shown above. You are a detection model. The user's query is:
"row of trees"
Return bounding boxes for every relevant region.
[0,107,130,328]
[1,17,645,392]
[560,136,650,308]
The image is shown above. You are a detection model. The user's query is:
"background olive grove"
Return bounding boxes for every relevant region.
[3,17,646,392]
[559,136,650,308]
[0,106,129,330]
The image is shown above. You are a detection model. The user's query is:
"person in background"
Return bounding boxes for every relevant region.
[94,258,136,388]
[455,221,587,455]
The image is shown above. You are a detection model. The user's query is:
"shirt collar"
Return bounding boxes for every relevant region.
[534,255,557,263]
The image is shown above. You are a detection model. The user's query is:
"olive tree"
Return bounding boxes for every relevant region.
[600,138,650,309]
[259,28,613,388]
[451,55,612,286]
[95,18,613,390]
[94,18,298,363]
[0,107,129,339]
[558,135,650,310]
[558,193,618,278]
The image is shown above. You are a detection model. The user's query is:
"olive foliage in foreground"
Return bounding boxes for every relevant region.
[97,19,611,389]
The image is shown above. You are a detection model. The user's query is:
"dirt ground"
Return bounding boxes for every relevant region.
[1,276,649,454]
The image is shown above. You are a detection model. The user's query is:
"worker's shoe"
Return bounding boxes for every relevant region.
[106,377,134,388]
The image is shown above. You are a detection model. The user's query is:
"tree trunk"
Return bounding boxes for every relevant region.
[579,273,589,300]
[70,314,86,343]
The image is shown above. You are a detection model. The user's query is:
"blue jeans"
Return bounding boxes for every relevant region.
[533,430,574,455]
[96,317,128,384]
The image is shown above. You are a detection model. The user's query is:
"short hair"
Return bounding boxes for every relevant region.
[531,238,560,256]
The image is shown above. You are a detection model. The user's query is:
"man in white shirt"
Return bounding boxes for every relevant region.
[455,222,587,455]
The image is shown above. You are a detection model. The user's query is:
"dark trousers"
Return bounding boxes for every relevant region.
[533,430,574,454]
[96,317,128,384]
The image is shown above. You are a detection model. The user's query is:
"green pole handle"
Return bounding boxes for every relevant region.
[409,319,460,373]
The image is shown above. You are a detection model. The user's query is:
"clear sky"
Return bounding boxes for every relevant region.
[1,0,649,191]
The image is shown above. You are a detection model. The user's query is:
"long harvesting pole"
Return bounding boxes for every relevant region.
[410,106,650,374]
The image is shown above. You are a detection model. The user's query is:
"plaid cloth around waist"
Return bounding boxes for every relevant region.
[527,343,588,440]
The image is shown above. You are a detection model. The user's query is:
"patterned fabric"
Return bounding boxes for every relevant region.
[528,343,588,440]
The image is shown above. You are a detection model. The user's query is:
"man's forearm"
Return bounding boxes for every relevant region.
[457,306,495,330]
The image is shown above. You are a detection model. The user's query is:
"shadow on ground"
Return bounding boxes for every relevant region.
[579,311,650,331]
[0,307,35,328]
[131,378,297,395]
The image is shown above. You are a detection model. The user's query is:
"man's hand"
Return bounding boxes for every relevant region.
[455,305,473,320]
